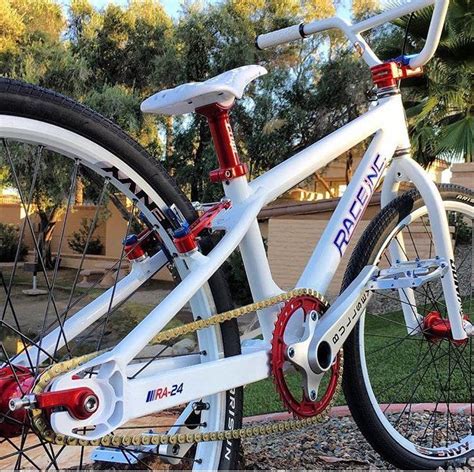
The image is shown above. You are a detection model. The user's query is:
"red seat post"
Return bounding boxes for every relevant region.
[195,103,248,183]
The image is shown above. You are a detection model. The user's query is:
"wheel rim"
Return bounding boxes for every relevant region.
[0,117,228,470]
[359,200,473,461]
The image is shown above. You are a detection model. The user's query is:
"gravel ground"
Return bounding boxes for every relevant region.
[242,415,392,470]
[242,413,473,470]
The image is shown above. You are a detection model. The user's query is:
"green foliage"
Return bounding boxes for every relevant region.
[390,0,473,163]
[223,250,253,306]
[0,145,74,222]
[67,218,104,255]
[0,223,28,262]
[2,0,380,203]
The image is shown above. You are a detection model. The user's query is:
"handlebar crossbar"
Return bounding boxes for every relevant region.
[256,0,449,69]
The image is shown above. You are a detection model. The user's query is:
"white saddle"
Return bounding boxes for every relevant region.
[141,65,267,116]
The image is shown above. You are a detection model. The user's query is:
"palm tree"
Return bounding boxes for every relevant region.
[393,0,473,164]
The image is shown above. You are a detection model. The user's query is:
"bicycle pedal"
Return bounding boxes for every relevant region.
[367,257,448,290]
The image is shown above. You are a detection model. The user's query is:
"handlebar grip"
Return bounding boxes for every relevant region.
[256,24,304,50]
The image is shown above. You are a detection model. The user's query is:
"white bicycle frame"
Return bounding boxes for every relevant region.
[12,0,467,440]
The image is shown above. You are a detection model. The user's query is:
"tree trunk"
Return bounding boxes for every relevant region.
[345,150,353,184]
[191,118,209,202]
[75,177,84,205]
[165,116,174,174]
[37,207,62,270]
[315,173,335,198]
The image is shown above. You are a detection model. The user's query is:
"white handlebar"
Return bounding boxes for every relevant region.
[256,0,449,69]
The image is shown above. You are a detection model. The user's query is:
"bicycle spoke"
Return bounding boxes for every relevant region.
[0,319,57,364]
[365,202,472,457]
[392,342,441,427]
[95,201,136,352]
[55,179,110,338]
[35,159,80,371]
[2,141,70,374]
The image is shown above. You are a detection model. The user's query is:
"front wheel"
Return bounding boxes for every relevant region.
[342,185,473,469]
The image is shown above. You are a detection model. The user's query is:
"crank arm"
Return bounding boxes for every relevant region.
[307,257,453,374]
[308,265,376,374]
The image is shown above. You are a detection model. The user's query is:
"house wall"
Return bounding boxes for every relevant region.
[451,163,474,189]
[267,215,452,299]
[104,204,129,258]
[0,203,24,225]
[49,205,107,254]
[267,216,369,300]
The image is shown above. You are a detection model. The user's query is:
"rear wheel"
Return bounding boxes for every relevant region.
[0,78,243,470]
[342,185,473,469]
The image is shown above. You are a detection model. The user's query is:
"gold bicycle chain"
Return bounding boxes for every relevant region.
[30,288,343,448]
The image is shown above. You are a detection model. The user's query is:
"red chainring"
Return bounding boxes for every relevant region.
[271,295,341,418]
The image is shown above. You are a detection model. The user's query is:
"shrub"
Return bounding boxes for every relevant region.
[222,238,269,307]
[68,218,104,255]
[449,213,472,245]
[0,223,28,262]
[223,250,253,306]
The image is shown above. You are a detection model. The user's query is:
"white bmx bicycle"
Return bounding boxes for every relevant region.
[0,0,472,469]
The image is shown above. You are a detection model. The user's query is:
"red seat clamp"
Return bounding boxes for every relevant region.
[209,163,248,183]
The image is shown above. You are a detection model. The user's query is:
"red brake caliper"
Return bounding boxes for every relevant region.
[271,295,341,418]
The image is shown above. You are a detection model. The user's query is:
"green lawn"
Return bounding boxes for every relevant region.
[243,309,472,417]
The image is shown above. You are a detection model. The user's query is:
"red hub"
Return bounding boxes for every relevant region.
[423,311,469,346]
[0,365,100,439]
[0,366,35,438]
[271,295,341,418]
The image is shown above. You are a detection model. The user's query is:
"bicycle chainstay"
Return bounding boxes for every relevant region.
[30,288,343,448]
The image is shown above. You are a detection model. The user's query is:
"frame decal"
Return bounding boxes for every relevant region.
[333,153,386,257]
[146,383,184,402]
